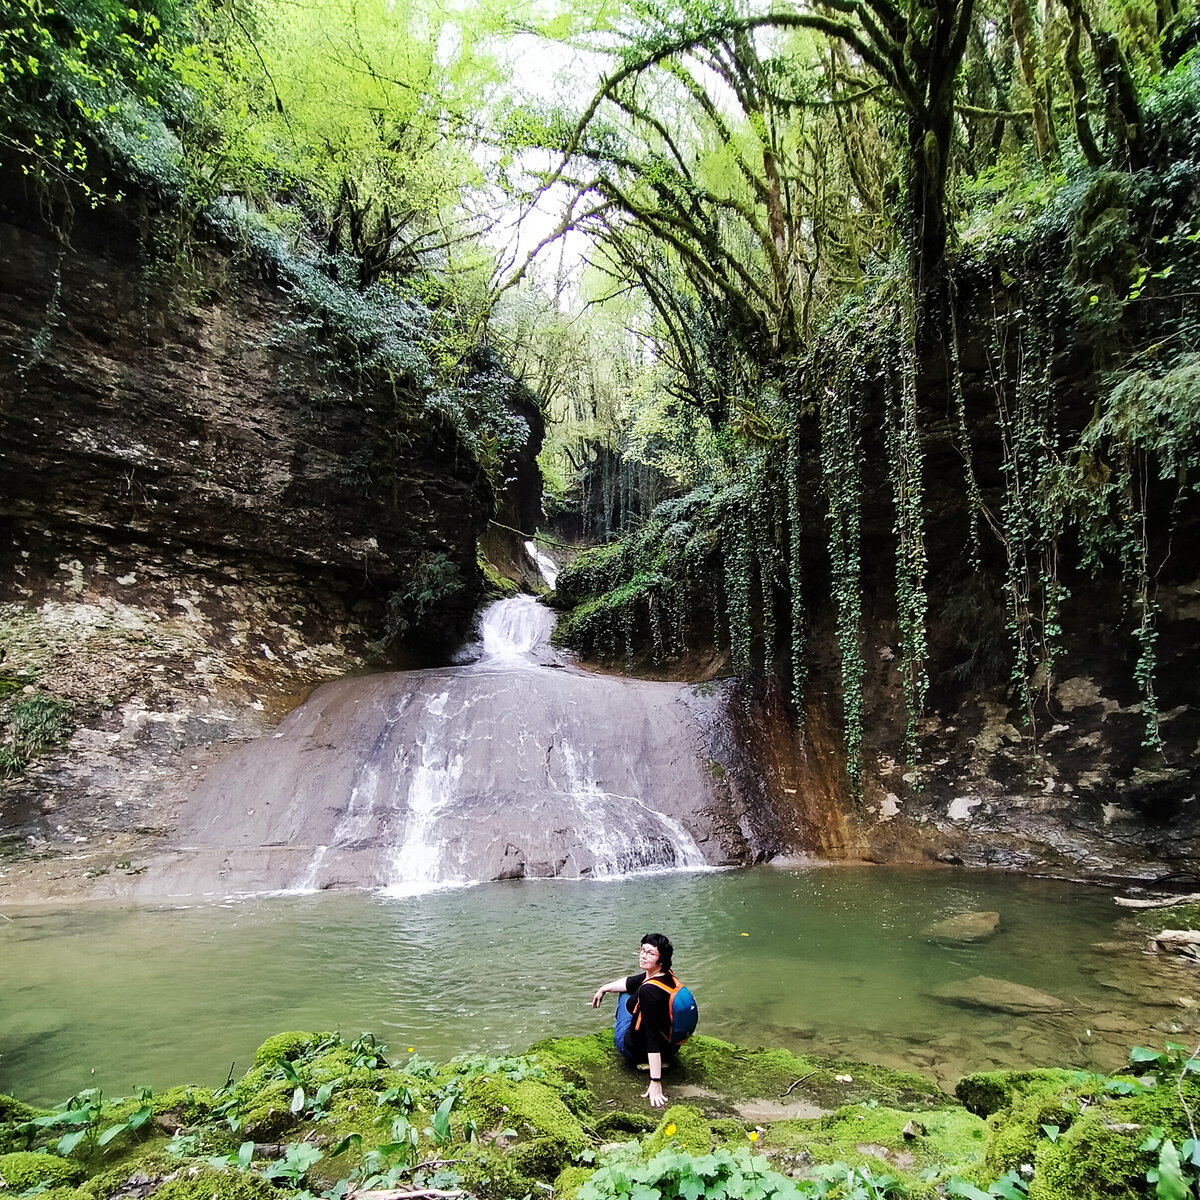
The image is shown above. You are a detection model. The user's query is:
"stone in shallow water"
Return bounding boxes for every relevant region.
[927,975,1066,1014]
[924,911,1000,942]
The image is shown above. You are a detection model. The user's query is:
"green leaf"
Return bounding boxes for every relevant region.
[1040,1124,1060,1142]
[429,1093,455,1142]
[1129,1047,1163,1064]
[98,1122,128,1146]
[1151,1140,1189,1200]
[57,1129,88,1156]
[1142,1127,1168,1152]
[237,1140,255,1170]
[947,1178,995,1200]
[990,1169,1030,1199]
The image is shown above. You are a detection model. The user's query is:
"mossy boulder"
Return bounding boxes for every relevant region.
[1028,1105,1157,1200]
[252,1031,322,1068]
[153,1164,283,1199]
[232,1078,303,1140]
[0,1150,84,1189]
[0,1093,41,1122]
[979,1074,1106,1177]
[508,1134,575,1180]
[463,1076,588,1153]
[553,1163,594,1199]
[594,1110,656,1138]
[1024,1082,1196,1199]
[645,1105,713,1155]
[955,1068,1086,1117]
[151,1085,215,1126]
[766,1101,987,1188]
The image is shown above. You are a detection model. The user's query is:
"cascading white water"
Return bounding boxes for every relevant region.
[524,539,559,589]
[376,594,709,894]
[384,691,468,896]
[548,741,707,878]
[477,594,555,667]
[167,584,735,899]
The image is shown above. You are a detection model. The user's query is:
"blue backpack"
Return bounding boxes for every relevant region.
[638,977,699,1044]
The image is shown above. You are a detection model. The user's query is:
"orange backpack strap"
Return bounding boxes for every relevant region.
[632,976,683,1035]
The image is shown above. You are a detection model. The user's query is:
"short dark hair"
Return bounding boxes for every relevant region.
[640,932,673,973]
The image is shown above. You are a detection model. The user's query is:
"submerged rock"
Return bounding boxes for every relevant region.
[925,911,1000,942]
[927,976,1066,1014]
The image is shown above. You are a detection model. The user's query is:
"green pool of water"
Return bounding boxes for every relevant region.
[2,866,1187,1105]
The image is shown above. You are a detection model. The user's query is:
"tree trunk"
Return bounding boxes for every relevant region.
[1008,0,1057,162]
[1061,0,1105,168]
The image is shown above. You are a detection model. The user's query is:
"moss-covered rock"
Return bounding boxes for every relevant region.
[1028,1105,1156,1200]
[252,1030,321,1069]
[979,1074,1103,1177]
[644,1105,713,1155]
[153,1164,283,1199]
[1025,1081,1196,1199]
[594,1110,656,1138]
[508,1134,575,1180]
[530,1033,949,1125]
[955,1068,1086,1117]
[463,1076,588,1153]
[530,1031,616,1072]
[151,1085,215,1125]
[766,1101,987,1188]
[0,1150,84,1189]
[232,1078,303,1140]
[0,1093,41,1122]
[553,1163,595,1199]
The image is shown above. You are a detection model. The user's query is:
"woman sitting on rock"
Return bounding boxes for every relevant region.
[591,932,680,1109]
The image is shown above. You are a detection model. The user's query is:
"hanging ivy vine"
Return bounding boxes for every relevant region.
[819,377,866,806]
[883,318,929,768]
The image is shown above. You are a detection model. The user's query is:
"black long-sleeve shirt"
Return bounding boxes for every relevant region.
[623,970,678,1058]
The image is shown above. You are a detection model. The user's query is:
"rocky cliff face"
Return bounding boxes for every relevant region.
[0,183,524,889]
[547,285,1200,887]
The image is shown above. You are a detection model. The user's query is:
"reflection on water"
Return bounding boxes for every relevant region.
[2,866,1193,1104]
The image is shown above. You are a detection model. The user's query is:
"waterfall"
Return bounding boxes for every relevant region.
[378,595,710,895]
[524,539,559,589]
[165,591,735,899]
[477,594,555,667]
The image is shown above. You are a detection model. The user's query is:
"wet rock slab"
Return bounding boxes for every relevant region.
[924,911,1000,942]
[927,975,1066,1015]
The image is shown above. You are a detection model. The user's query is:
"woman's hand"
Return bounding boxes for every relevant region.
[591,987,607,1008]
[642,1081,667,1109]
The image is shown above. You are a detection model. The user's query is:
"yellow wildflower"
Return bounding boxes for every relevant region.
[665,1123,677,1137]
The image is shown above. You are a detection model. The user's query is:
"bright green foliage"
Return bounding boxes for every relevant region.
[0,0,186,200]
[8,1031,1200,1200]
[580,1143,807,1200]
